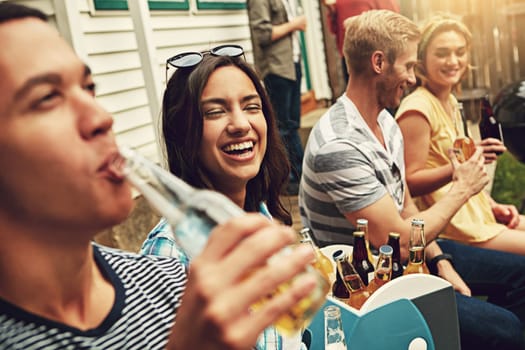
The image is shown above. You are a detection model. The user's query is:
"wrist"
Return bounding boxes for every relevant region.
[427,253,454,275]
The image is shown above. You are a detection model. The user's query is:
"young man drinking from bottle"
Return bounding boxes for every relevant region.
[0,3,318,349]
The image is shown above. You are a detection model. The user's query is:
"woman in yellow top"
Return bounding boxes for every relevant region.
[396,15,525,254]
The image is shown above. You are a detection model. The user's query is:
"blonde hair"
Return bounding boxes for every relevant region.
[342,10,420,75]
[416,14,473,89]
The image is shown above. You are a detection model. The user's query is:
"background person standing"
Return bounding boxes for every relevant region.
[323,0,400,83]
[247,0,306,195]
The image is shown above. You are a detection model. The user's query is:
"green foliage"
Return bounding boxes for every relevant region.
[491,152,525,214]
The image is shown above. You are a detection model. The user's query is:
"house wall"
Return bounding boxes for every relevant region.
[7,0,329,251]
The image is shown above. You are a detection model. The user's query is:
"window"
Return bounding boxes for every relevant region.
[93,0,189,10]
[196,0,245,10]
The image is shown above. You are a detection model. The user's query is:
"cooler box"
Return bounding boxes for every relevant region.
[307,255,460,350]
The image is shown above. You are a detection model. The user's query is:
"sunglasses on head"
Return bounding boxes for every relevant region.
[167,44,245,69]
[165,45,245,84]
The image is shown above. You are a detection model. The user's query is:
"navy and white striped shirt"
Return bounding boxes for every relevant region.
[299,94,405,244]
[0,244,186,349]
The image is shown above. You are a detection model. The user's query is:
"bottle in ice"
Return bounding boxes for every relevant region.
[116,146,329,335]
[387,232,404,279]
[479,95,504,153]
[334,250,369,309]
[331,250,350,302]
[367,245,393,295]
[355,218,375,262]
[324,305,348,350]
[352,231,375,285]
[299,227,333,282]
[403,219,430,275]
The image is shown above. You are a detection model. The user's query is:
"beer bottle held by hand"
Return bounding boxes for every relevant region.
[403,219,430,275]
[479,95,504,154]
[367,245,393,295]
[453,103,476,163]
[352,231,375,285]
[356,218,375,262]
[334,250,370,310]
[115,146,329,336]
[387,232,404,279]
[331,250,350,302]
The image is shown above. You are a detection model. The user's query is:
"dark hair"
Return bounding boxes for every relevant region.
[162,54,292,225]
[0,3,48,23]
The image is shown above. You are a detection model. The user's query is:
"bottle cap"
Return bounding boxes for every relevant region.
[332,249,346,261]
[356,218,368,225]
[379,245,393,256]
[411,218,424,226]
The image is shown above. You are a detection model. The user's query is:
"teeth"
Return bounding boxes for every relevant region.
[223,141,254,152]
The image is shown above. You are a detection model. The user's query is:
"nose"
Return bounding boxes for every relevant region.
[407,68,417,86]
[226,108,251,135]
[76,89,114,140]
[446,54,459,66]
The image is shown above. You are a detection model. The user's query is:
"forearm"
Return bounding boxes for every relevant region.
[406,164,453,197]
[404,183,470,245]
[271,21,298,41]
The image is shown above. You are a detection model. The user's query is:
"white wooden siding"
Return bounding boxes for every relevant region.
[8,0,329,163]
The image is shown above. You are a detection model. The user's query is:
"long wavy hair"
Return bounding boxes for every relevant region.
[162,54,292,224]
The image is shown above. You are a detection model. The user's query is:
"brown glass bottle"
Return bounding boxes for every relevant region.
[331,250,350,302]
[367,245,393,295]
[479,95,504,154]
[334,250,369,310]
[387,232,404,279]
[355,218,375,262]
[403,219,430,275]
[352,231,375,285]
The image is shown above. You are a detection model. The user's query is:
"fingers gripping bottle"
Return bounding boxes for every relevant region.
[116,147,329,335]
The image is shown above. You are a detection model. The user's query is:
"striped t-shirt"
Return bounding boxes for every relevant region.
[299,94,406,245]
[0,244,186,349]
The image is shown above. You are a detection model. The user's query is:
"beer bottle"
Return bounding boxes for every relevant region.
[116,146,330,336]
[299,227,333,282]
[479,95,504,153]
[356,218,375,262]
[403,219,430,275]
[334,250,370,309]
[324,305,348,350]
[352,231,375,285]
[367,245,393,295]
[387,232,404,279]
[331,250,350,302]
[453,102,476,162]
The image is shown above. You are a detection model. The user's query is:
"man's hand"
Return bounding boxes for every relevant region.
[167,214,318,350]
[477,138,506,164]
[435,259,472,296]
[449,147,489,199]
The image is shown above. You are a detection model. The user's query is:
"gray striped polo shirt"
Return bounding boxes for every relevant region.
[299,94,405,245]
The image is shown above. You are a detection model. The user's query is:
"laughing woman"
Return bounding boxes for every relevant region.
[395,15,525,254]
[140,47,304,349]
